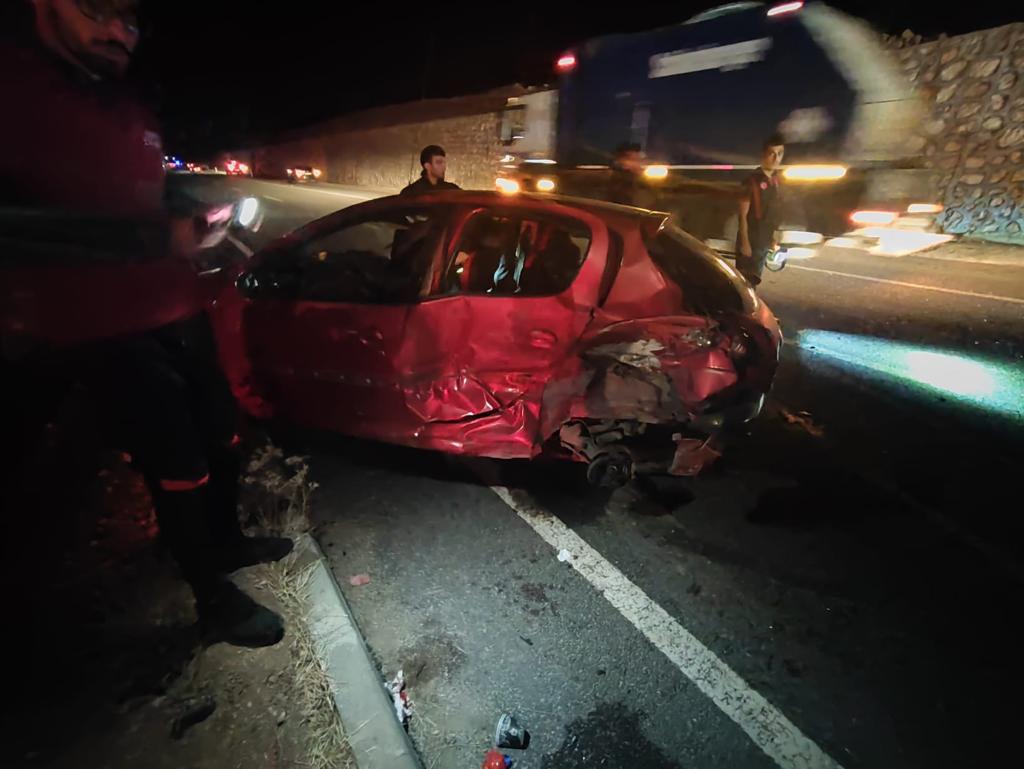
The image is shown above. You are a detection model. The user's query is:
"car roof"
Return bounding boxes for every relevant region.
[374,189,670,230]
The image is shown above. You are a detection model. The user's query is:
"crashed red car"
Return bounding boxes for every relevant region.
[211,191,782,485]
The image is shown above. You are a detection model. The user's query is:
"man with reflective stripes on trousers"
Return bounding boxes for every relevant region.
[736,133,785,286]
[0,0,291,647]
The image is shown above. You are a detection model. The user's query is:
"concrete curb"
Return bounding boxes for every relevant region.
[295,533,423,769]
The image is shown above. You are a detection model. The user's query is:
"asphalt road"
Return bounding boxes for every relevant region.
[199,177,1024,768]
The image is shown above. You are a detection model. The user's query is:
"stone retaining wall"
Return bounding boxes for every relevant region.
[891,23,1024,244]
[248,88,522,192]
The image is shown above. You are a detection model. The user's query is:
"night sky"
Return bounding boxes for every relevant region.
[128,0,1018,155]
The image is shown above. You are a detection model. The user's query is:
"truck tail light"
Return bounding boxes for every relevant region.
[782,164,847,181]
[556,53,576,72]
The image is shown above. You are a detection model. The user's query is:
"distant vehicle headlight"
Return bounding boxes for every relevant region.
[496,178,520,194]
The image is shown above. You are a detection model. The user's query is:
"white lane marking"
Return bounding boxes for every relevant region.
[788,264,1024,305]
[491,486,843,769]
[262,195,283,202]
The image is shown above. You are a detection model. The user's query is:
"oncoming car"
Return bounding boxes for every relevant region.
[286,166,322,183]
[210,191,781,485]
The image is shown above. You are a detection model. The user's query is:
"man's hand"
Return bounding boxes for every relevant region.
[168,203,234,263]
[197,203,234,250]
[737,195,753,258]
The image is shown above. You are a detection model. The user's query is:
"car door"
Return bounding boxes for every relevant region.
[394,201,611,457]
[233,201,446,438]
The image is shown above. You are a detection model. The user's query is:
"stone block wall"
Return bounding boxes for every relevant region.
[892,23,1024,244]
[250,88,520,192]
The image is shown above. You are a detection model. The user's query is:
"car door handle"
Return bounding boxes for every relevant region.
[528,329,558,349]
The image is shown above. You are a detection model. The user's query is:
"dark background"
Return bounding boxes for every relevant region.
[125,1,1022,154]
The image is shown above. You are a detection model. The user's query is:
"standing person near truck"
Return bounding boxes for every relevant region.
[401,145,461,196]
[606,143,657,209]
[1,0,292,647]
[736,134,786,286]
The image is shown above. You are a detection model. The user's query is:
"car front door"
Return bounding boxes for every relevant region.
[233,202,446,439]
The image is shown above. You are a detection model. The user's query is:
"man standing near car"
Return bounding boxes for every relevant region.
[401,145,461,196]
[1,0,291,648]
[736,133,785,286]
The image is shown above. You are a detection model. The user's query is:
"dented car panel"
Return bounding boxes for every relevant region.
[212,191,781,479]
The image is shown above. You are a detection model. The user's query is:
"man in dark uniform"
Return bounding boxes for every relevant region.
[0,0,291,647]
[736,133,785,286]
[400,145,461,196]
[606,143,657,209]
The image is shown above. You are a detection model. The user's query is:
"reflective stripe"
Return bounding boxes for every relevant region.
[159,474,210,492]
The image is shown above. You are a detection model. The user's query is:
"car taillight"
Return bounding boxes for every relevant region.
[556,53,576,72]
[287,168,293,175]
[313,168,322,178]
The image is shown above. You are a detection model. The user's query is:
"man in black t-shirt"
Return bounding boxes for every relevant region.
[736,133,785,286]
[400,145,461,196]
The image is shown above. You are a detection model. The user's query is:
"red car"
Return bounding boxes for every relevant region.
[211,191,781,485]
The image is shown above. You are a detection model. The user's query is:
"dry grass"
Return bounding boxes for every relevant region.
[242,443,320,538]
[248,442,355,769]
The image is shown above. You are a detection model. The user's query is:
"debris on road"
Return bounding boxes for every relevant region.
[669,435,722,476]
[557,549,573,563]
[495,713,531,750]
[482,748,513,768]
[779,407,826,438]
[385,669,412,730]
[348,573,371,586]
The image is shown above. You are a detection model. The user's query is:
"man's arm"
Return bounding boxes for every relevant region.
[737,196,752,258]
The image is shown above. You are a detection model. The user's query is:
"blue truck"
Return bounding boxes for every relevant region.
[500,1,943,256]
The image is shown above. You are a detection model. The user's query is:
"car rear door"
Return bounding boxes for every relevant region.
[394,200,611,457]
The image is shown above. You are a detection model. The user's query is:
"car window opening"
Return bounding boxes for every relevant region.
[253,209,439,304]
[439,211,591,298]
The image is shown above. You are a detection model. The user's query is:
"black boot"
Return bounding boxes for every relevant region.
[206,448,294,572]
[153,486,285,648]
[195,577,285,648]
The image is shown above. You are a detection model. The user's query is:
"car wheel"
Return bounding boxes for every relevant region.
[586,447,634,488]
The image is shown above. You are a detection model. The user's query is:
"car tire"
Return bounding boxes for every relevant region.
[586,447,634,488]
